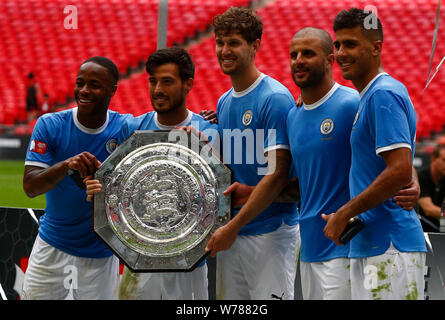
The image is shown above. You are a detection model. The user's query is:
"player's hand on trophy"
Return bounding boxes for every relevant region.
[392,179,420,211]
[199,109,218,124]
[223,182,254,208]
[205,223,239,258]
[84,179,102,202]
[64,151,101,178]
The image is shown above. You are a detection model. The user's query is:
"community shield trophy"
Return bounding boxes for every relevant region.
[93,130,231,272]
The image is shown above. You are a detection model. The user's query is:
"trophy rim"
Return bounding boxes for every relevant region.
[93,129,232,272]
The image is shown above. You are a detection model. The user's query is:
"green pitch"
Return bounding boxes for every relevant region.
[0,160,45,209]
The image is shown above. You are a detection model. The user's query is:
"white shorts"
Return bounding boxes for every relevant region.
[300,258,351,300]
[118,264,209,300]
[22,235,119,300]
[216,222,300,300]
[350,243,426,300]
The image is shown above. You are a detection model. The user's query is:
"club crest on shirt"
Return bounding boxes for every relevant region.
[30,140,47,154]
[320,118,334,135]
[242,110,253,126]
[106,138,118,154]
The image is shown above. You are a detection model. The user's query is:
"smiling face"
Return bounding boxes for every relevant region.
[215,32,259,76]
[289,36,332,89]
[148,62,192,114]
[74,62,116,115]
[334,26,381,85]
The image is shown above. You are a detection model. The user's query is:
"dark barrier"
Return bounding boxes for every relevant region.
[0,135,31,160]
[0,206,216,300]
[1,206,444,300]
[424,233,445,299]
[0,207,43,300]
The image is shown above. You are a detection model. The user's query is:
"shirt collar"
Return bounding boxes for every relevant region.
[72,107,109,134]
[232,73,266,98]
[303,82,340,110]
[154,109,193,129]
[359,72,388,98]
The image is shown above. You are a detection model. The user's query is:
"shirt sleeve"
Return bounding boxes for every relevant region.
[25,116,55,168]
[261,93,294,154]
[117,118,134,145]
[367,90,413,155]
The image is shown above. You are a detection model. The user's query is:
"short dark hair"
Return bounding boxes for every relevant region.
[212,7,263,44]
[333,8,383,42]
[145,47,195,81]
[81,56,119,85]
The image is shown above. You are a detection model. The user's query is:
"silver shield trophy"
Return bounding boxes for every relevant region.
[93,130,231,272]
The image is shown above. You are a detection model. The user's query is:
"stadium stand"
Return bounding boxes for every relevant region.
[0,0,444,140]
[0,0,249,126]
[255,0,445,140]
[2,0,445,302]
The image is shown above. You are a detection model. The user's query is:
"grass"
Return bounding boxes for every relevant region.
[0,160,45,209]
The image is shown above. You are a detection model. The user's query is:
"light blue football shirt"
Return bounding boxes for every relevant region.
[216,73,298,236]
[25,108,133,258]
[287,83,360,262]
[349,73,426,258]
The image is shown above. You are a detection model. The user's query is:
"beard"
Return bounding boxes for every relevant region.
[292,66,326,89]
[151,94,185,115]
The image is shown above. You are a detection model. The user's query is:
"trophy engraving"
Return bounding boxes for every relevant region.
[93,130,231,272]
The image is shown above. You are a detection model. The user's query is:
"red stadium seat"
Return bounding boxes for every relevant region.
[0,0,250,124]
[1,0,443,141]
